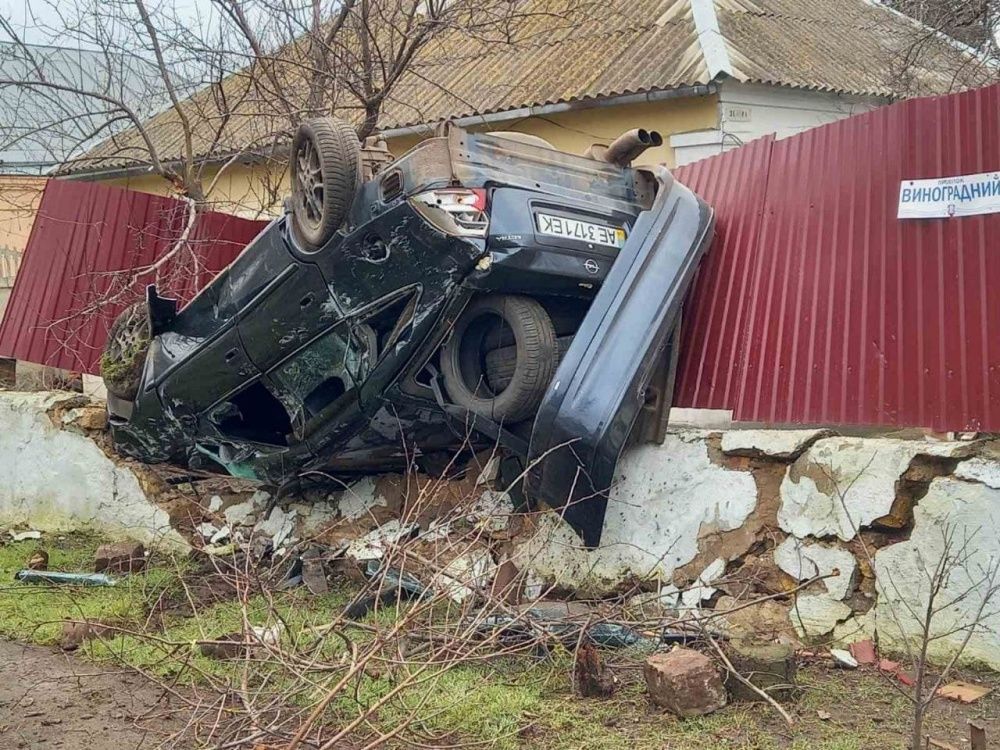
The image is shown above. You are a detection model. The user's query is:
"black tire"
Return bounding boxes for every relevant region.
[100,301,151,401]
[289,116,361,250]
[440,295,557,423]
[485,335,573,392]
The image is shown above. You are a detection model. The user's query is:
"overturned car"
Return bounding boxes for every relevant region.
[102,118,714,547]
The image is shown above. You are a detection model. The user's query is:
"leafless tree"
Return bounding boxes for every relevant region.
[0,0,594,365]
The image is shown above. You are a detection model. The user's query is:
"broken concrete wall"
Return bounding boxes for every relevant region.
[510,429,1000,670]
[0,391,187,551]
[6,388,1000,669]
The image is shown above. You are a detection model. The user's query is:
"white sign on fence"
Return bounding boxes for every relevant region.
[898,171,1000,219]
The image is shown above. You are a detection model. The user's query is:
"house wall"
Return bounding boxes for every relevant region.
[0,174,46,323]
[101,94,721,217]
[670,82,886,166]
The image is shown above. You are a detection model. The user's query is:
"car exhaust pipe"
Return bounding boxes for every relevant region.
[599,128,663,167]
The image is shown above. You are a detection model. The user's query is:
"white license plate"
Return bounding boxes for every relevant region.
[535,213,626,249]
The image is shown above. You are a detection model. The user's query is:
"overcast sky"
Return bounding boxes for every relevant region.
[0,0,216,47]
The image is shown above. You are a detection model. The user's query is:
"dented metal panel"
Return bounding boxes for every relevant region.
[0,180,266,374]
[674,82,1000,432]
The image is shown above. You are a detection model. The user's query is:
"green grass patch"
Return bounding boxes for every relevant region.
[0,533,183,644]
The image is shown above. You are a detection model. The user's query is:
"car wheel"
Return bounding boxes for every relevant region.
[485,335,573,392]
[100,301,151,401]
[440,295,557,423]
[289,116,361,251]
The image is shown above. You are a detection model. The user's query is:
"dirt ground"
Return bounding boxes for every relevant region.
[0,640,195,750]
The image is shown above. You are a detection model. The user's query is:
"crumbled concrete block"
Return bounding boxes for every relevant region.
[210,525,231,544]
[830,648,858,669]
[337,476,386,521]
[431,547,496,603]
[257,507,297,549]
[224,502,256,528]
[790,594,852,638]
[720,429,832,460]
[715,596,797,644]
[94,541,146,574]
[779,437,971,541]
[681,558,726,608]
[644,648,727,716]
[954,456,1000,488]
[468,490,514,533]
[0,392,187,551]
[345,520,418,561]
[61,405,108,432]
[773,537,857,600]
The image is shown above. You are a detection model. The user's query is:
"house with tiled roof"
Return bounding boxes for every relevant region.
[61,0,991,216]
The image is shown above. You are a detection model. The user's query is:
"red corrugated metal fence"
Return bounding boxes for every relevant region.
[674,82,1000,432]
[0,180,266,374]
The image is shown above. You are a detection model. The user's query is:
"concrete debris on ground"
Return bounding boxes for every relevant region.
[644,648,728,717]
[8,390,1000,673]
[829,648,858,669]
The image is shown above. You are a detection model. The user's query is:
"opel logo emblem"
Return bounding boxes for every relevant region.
[584,259,599,274]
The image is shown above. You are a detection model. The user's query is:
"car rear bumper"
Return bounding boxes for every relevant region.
[524,166,715,547]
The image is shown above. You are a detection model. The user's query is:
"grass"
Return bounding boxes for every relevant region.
[1,533,995,749]
[0,533,182,644]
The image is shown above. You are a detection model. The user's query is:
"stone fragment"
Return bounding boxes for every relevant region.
[720,429,832,460]
[62,405,108,432]
[196,522,218,539]
[345,520,418,561]
[210,525,231,544]
[11,530,41,541]
[94,541,146,574]
[681,558,726,608]
[431,547,496,603]
[475,456,501,486]
[779,437,970,541]
[468,490,515,533]
[256,506,297,549]
[831,610,876,645]
[790,594,852,638]
[208,495,223,513]
[724,641,797,702]
[224,501,256,527]
[830,649,858,669]
[644,648,727,717]
[773,538,857,600]
[337,477,386,521]
[26,549,48,570]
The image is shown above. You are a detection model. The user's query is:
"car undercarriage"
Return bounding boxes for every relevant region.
[102,120,714,547]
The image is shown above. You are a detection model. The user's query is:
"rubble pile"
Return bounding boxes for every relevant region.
[5,389,1000,683]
